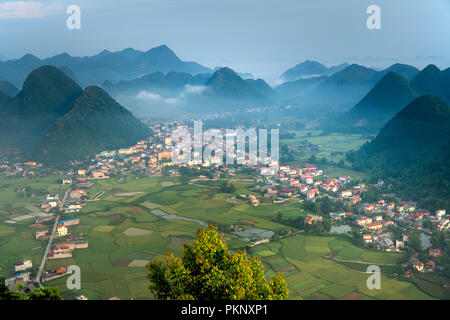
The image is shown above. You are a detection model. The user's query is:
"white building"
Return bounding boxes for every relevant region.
[14,260,33,272]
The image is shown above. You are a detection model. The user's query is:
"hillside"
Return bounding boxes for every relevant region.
[0,45,212,87]
[102,71,211,97]
[33,86,152,165]
[0,65,151,165]
[302,64,379,110]
[274,76,327,100]
[0,90,9,108]
[0,65,83,149]
[336,72,418,132]
[411,64,450,103]
[376,63,420,81]
[347,95,450,210]
[0,80,19,97]
[201,67,276,110]
[281,60,348,81]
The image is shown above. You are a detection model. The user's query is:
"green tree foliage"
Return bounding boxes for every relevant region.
[408,230,422,252]
[0,282,62,300]
[347,95,450,211]
[146,225,289,300]
[219,181,236,194]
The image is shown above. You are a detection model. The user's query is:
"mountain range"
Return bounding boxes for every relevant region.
[103,67,276,113]
[0,45,212,88]
[281,60,349,81]
[0,66,151,165]
[411,64,450,103]
[347,95,450,210]
[323,64,450,133]
[0,80,19,97]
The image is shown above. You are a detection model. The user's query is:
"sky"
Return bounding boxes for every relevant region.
[1,0,450,82]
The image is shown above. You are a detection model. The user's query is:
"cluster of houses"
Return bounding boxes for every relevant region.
[404,249,444,276]
[4,260,35,291]
[0,160,43,177]
[255,164,362,204]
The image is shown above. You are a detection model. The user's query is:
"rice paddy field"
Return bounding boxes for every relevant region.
[280,130,368,180]
[0,173,437,300]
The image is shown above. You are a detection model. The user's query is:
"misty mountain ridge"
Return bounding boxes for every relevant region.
[0,65,151,165]
[281,60,349,81]
[328,71,419,133]
[347,95,450,210]
[0,45,212,88]
[103,67,277,113]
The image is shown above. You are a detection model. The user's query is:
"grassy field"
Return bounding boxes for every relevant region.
[250,235,434,300]
[280,130,368,180]
[0,173,436,300]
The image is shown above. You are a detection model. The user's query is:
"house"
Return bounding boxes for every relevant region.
[70,189,87,199]
[305,214,323,225]
[375,215,383,221]
[56,225,68,237]
[36,230,48,240]
[158,150,172,161]
[404,269,413,278]
[383,220,394,227]
[59,218,80,226]
[62,178,72,185]
[367,222,383,231]
[413,261,424,272]
[92,170,107,179]
[429,249,442,257]
[339,175,351,184]
[357,217,372,226]
[301,174,313,185]
[340,190,352,198]
[306,188,319,200]
[395,240,404,250]
[425,260,436,272]
[14,260,32,272]
[363,234,372,243]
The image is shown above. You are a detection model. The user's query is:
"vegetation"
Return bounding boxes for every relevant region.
[347,95,450,211]
[146,225,289,300]
[0,282,62,300]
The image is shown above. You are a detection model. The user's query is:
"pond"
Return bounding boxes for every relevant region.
[330,225,351,234]
[150,209,274,242]
[150,209,208,227]
[420,232,431,250]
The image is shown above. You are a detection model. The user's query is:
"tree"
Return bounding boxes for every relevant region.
[0,282,62,300]
[146,225,289,300]
[219,181,236,194]
[408,230,422,252]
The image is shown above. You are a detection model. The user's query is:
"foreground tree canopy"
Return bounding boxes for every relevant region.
[146,225,289,300]
[0,282,62,300]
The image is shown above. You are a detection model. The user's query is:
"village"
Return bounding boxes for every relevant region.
[0,120,448,291]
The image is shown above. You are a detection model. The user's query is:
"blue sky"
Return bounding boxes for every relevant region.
[1,0,450,81]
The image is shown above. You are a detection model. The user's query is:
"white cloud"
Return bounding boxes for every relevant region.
[137,90,181,105]
[183,84,207,95]
[0,1,64,19]
[137,90,162,101]
[164,97,180,105]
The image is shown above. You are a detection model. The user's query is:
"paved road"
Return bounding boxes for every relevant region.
[35,215,59,285]
[59,188,70,211]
